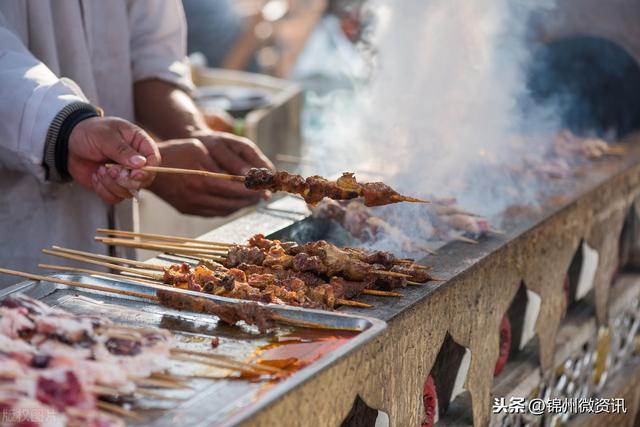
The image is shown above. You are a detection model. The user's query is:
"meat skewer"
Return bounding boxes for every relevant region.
[92,234,432,286]
[112,164,428,207]
[312,200,437,254]
[0,294,193,424]
[223,236,432,284]
[244,169,428,207]
[39,250,375,310]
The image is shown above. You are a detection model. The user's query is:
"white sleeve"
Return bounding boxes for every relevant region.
[127,0,195,92]
[0,11,88,179]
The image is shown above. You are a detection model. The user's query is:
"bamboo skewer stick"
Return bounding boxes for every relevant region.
[452,235,479,244]
[96,401,142,420]
[90,385,180,402]
[42,249,161,279]
[171,349,285,374]
[369,270,412,278]
[106,164,245,182]
[603,145,626,156]
[132,377,191,390]
[51,246,164,271]
[38,264,163,286]
[163,253,228,267]
[169,254,227,264]
[96,237,228,256]
[171,354,260,375]
[336,299,372,308]
[415,245,438,255]
[0,267,154,300]
[95,235,229,250]
[361,289,403,297]
[269,314,361,332]
[134,388,183,401]
[171,354,275,376]
[151,372,191,383]
[96,228,234,247]
[163,253,217,264]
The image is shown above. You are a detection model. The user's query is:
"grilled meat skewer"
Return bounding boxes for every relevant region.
[225,236,431,284]
[244,169,427,207]
[163,263,374,309]
[156,289,277,333]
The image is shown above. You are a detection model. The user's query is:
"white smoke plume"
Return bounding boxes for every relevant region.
[304,0,558,220]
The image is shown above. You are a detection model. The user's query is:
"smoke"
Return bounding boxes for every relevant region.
[301,0,559,253]
[305,0,557,206]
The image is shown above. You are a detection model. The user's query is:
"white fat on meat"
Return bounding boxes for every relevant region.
[35,339,93,360]
[49,357,135,394]
[93,332,173,378]
[0,307,35,338]
[0,353,30,379]
[0,334,37,355]
[34,315,97,342]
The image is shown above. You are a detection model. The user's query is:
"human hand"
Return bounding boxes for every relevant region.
[192,130,274,176]
[68,117,161,204]
[150,134,274,216]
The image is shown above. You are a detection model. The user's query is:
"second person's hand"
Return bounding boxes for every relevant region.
[150,134,274,217]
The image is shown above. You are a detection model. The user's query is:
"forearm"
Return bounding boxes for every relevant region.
[134,79,209,140]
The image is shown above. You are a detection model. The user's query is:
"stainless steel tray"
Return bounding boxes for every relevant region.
[0,273,386,426]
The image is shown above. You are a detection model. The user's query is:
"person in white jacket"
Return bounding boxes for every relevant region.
[0,0,273,285]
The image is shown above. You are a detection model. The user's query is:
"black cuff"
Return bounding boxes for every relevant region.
[43,102,102,183]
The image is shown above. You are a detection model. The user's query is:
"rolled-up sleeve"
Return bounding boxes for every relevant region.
[0,11,88,179]
[127,0,195,93]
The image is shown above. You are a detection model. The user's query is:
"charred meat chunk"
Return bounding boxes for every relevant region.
[226,245,265,267]
[156,290,276,333]
[390,265,431,283]
[244,168,276,190]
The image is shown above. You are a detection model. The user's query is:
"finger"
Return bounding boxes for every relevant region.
[92,173,125,205]
[203,178,264,200]
[198,153,263,199]
[98,167,136,199]
[99,136,148,170]
[204,139,252,175]
[126,126,162,167]
[99,121,158,169]
[226,137,275,171]
[129,169,156,187]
